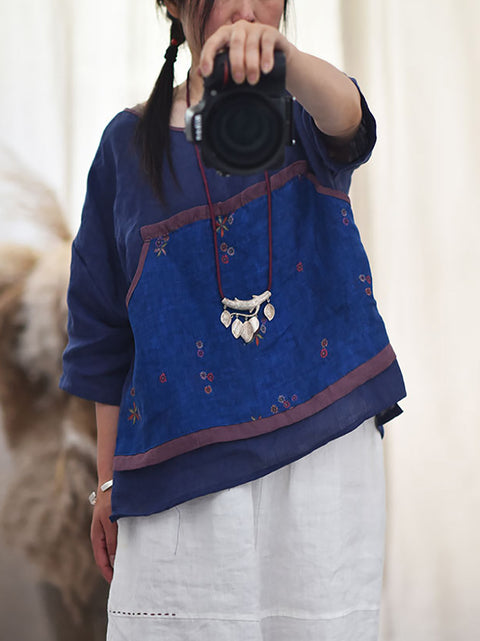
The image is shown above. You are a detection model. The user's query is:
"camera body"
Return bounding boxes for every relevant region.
[185,50,295,176]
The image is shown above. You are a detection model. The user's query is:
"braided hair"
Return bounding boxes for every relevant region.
[137,0,289,203]
[136,9,186,203]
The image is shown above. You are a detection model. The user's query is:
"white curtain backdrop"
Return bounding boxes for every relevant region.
[339,2,480,639]
[1,1,479,640]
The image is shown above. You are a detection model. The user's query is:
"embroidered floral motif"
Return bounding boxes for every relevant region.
[254,317,268,346]
[128,402,141,425]
[200,370,215,393]
[270,393,299,414]
[219,241,235,265]
[159,373,167,384]
[196,340,205,358]
[320,338,329,359]
[359,274,373,295]
[296,261,304,272]
[251,415,263,421]
[215,215,230,237]
[154,234,170,257]
[341,208,350,226]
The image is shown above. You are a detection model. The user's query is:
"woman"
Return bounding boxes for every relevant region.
[60,1,406,639]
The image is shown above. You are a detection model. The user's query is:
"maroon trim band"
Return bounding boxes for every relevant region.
[113,344,396,471]
[140,160,349,241]
[126,241,150,307]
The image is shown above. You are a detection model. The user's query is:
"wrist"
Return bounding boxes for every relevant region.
[89,478,114,506]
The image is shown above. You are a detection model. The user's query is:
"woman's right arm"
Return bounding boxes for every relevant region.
[91,402,119,583]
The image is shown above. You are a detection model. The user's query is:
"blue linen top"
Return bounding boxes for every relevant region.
[60,86,406,521]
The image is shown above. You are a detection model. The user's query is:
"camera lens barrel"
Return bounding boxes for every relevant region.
[185,51,294,176]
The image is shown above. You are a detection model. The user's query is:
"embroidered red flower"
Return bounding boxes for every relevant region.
[204,385,212,394]
[321,348,328,359]
[366,275,372,284]
[159,373,167,384]
[207,372,214,382]
[283,400,291,409]
[197,349,204,358]
[365,288,372,296]
[343,217,350,226]
[221,255,229,264]
[291,394,298,402]
[296,262,304,272]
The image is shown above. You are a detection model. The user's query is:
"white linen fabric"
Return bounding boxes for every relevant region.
[107,417,385,641]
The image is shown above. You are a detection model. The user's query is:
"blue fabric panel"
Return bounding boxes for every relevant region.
[111,359,404,520]
[115,174,392,460]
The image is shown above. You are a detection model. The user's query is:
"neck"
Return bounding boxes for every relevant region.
[186,63,204,106]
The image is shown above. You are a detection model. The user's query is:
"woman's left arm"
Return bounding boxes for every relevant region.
[285,48,362,142]
[199,21,362,143]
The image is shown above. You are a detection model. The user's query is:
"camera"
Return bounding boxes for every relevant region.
[185,50,295,176]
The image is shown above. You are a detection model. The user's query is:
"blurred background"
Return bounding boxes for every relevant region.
[0,0,479,639]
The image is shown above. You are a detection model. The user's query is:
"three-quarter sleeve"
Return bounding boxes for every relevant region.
[60,126,134,405]
[293,78,377,192]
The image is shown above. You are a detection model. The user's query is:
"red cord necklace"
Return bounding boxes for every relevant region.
[186,71,275,343]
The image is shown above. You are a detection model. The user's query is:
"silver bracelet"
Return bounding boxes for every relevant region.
[88,479,114,506]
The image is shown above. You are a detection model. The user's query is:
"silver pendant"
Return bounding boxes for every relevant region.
[220,309,232,328]
[219,291,274,343]
[231,318,243,339]
[264,303,275,321]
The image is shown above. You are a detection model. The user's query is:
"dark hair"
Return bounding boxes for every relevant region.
[137,0,289,203]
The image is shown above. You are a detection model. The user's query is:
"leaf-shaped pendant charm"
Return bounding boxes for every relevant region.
[249,316,260,334]
[231,318,243,339]
[241,321,255,343]
[264,302,275,321]
[220,309,232,328]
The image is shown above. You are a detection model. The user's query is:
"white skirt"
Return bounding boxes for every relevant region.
[107,417,385,641]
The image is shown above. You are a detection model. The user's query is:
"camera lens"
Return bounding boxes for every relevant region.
[206,93,282,172]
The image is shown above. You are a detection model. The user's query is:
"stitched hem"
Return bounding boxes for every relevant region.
[108,606,380,621]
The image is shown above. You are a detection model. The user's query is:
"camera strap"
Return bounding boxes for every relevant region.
[187,72,276,344]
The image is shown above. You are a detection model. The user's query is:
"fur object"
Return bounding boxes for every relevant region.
[0,158,104,623]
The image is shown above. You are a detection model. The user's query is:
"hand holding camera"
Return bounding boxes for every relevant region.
[185,49,295,175]
[185,21,295,175]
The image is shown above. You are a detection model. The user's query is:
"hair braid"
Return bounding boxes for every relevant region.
[136,15,185,203]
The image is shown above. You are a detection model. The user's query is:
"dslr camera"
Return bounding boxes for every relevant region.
[185,50,295,176]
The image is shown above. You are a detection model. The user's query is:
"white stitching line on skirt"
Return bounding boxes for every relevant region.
[109,610,177,617]
[108,606,380,621]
